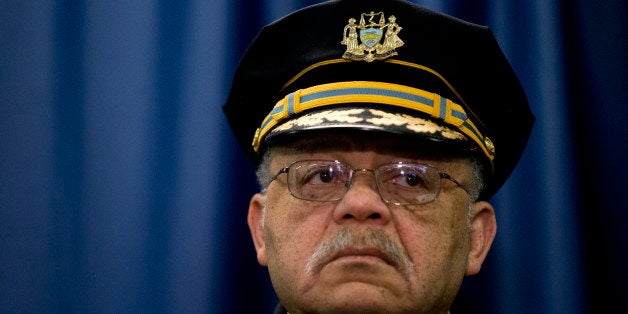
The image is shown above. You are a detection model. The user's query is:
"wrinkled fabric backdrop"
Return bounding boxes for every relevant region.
[1,0,626,313]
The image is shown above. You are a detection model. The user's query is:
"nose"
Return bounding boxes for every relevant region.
[332,170,392,225]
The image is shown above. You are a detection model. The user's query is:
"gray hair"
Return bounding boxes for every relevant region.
[255,148,276,193]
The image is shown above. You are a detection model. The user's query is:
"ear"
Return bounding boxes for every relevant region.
[466,200,497,275]
[248,193,268,266]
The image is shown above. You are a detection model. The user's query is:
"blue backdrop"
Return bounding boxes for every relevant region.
[1,0,626,313]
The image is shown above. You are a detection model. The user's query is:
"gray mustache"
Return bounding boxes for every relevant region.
[305,227,414,276]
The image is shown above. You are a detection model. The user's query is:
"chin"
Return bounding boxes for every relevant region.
[310,282,412,313]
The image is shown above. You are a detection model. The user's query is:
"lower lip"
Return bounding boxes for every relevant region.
[334,254,388,265]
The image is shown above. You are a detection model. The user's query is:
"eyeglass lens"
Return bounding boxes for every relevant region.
[287,160,442,205]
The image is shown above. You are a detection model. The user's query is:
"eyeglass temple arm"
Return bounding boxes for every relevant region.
[269,167,291,184]
[261,167,291,194]
[439,172,469,195]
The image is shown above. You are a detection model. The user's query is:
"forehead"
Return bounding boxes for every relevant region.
[267,130,475,163]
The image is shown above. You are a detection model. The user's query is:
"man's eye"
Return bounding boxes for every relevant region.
[318,170,335,183]
[307,169,335,184]
[301,167,340,185]
[403,173,422,187]
[390,171,427,189]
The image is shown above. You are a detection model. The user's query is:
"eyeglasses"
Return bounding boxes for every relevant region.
[270,160,468,205]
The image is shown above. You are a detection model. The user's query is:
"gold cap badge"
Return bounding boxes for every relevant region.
[341,11,404,62]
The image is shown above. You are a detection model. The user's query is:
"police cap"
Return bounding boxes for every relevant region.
[223,0,535,199]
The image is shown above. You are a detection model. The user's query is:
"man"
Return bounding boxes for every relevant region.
[223,0,534,313]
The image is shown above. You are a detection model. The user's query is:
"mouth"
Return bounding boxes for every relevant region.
[305,227,414,277]
[330,247,395,267]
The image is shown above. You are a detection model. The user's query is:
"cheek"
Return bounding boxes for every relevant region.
[263,196,333,281]
[263,200,338,304]
[392,213,470,305]
[394,200,471,276]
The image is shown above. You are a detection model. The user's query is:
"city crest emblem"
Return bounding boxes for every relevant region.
[341,11,404,62]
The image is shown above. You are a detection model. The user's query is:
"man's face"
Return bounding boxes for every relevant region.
[248,132,496,314]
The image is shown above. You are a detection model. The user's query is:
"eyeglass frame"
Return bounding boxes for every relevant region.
[268,159,469,206]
